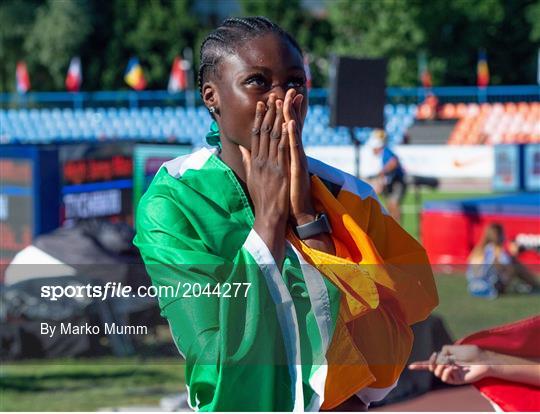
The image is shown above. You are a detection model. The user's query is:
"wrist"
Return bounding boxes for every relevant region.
[291,202,316,226]
[291,211,316,227]
[255,213,287,231]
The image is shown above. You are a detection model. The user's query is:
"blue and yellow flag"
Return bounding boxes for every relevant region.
[124,57,147,90]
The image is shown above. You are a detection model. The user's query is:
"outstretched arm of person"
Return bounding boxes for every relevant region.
[409,344,540,387]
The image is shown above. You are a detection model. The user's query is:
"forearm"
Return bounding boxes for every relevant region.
[254,217,288,270]
[484,351,540,386]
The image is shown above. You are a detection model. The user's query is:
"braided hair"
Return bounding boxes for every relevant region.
[198,16,303,119]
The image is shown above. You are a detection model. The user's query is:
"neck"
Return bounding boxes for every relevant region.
[217,140,247,184]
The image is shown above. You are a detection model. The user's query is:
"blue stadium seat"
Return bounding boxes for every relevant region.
[0,104,417,145]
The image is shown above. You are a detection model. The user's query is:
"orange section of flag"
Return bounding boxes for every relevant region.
[287,175,438,409]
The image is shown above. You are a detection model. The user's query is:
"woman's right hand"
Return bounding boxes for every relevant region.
[239,93,291,267]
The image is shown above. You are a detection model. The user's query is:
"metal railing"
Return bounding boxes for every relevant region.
[1,85,538,109]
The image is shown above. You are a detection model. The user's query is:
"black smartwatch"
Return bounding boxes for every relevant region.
[295,212,332,240]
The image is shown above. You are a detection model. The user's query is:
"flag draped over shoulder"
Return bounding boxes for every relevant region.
[457,316,540,412]
[134,147,438,411]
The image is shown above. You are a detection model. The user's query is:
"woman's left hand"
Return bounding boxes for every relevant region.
[283,88,315,225]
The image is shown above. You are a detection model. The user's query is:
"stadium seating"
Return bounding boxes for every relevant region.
[3,101,538,146]
[0,104,416,146]
[444,102,540,145]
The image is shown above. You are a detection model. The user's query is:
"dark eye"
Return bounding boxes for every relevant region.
[245,74,268,87]
[288,76,306,88]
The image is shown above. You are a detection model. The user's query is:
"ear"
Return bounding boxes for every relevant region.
[202,81,220,113]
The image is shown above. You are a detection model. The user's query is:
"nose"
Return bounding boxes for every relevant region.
[270,85,286,101]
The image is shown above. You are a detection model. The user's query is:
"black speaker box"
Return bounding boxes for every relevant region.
[329,56,387,129]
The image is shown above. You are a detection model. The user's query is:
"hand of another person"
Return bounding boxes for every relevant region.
[409,344,490,385]
[283,88,315,225]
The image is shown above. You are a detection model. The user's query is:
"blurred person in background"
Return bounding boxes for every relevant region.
[467,223,539,299]
[370,129,407,223]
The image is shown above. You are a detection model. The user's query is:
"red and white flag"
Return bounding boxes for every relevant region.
[16,61,30,93]
[168,56,190,93]
[303,55,312,90]
[65,57,82,92]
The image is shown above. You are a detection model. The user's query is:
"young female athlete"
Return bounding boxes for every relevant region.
[135,16,438,412]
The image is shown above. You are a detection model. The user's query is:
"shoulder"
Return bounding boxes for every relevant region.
[383,147,396,158]
[160,146,216,179]
[139,147,216,202]
[306,155,378,201]
[135,148,216,236]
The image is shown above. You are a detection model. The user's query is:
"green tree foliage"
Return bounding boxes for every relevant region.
[82,0,199,90]
[527,0,540,42]
[328,0,539,86]
[125,0,198,89]
[1,0,538,91]
[24,0,91,89]
[0,0,42,92]
[328,0,424,86]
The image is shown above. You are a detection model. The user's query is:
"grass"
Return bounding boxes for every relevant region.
[0,357,185,411]
[2,191,538,411]
[433,274,540,339]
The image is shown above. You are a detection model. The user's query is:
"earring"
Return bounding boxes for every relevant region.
[209,106,216,114]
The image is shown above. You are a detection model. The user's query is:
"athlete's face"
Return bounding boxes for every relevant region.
[208,33,308,150]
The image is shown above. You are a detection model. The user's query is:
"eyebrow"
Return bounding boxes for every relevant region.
[244,65,305,72]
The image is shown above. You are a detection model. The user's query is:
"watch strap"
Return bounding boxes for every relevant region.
[295,213,332,240]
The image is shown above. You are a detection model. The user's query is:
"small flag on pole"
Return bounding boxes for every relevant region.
[303,55,312,90]
[477,49,490,87]
[124,57,147,90]
[537,48,540,85]
[168,56,190,93]
[16,61,31,93]
[418,51,432,88]
[65,57,82,92]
